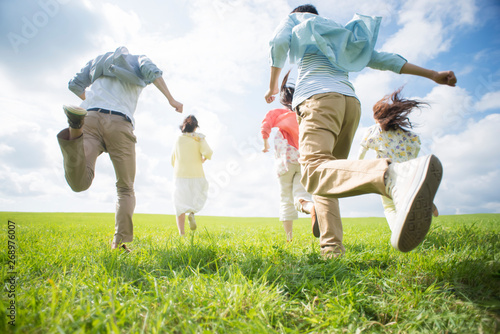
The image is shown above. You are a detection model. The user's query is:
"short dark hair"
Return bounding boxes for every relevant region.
[280,70,294,111]
[180,115,199,133]
[291,4,318,15]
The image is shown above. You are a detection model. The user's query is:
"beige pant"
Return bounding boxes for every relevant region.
[57,111,137,244]
[296,93,391,253]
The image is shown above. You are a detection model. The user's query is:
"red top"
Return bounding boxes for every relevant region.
[261,108,299,149]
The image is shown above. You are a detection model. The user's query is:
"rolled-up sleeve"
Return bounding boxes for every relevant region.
[68,60,92,96]
[269,16,295,68]
[138,56,163,84]
[367,51,407,73]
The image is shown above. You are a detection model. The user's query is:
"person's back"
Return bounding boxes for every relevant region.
[360,124,421,163]
[172,133,212,178]
[81,76,142,121]
[58,46,183,252]
[171,115,212,236]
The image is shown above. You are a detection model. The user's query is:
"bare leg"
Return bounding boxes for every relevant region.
[69,127,83,140]
[176,214,186,236]
[282,220,293,242]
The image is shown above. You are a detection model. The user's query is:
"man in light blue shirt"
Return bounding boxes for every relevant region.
[265,5,457,257]
[57,47,183,252]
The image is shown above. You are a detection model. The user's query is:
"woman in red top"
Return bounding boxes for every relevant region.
[261,71,316,242]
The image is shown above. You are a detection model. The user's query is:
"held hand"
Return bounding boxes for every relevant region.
[170,100,183,113]
[432,71,457,87]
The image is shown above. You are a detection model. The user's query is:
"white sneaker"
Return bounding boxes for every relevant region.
[188,213,197,231]
[385,154,443,252]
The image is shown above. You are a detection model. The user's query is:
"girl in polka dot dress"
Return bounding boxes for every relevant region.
[358,88,439,223]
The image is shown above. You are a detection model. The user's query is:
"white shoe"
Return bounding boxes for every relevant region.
[188,213,197,231]
[385,155,443,252]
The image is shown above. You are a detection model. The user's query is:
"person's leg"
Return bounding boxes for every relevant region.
[298,93,442,253]
[282,220,293,242]
[57,111,104,192]
[104,115,137,247]
[297,93,370,256]
[291,164,313,213]
[176,214,186,235]
[297,93,389,198]
[278,169,298,240]
[188,212,197,231]
[381,195,397,227]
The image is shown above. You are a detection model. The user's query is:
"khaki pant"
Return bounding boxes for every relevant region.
[57,111,137,244]
[296,93,391,253]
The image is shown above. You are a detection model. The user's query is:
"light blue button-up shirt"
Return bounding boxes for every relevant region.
[269,13,407,108]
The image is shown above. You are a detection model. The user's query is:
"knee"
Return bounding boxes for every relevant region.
[68,183,90,193]
[116,184,135,197]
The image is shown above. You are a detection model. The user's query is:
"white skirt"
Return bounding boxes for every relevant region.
[173,177,209,216]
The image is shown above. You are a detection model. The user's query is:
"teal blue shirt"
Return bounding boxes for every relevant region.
[269,13,407,108]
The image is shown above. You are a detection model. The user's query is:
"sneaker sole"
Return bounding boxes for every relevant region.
[392,155,443,252]
[311,206,320,238]
[63,105,87,116]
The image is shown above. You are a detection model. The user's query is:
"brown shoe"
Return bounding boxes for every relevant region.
[63,105,87,129]
[311,204,320,238]
[111,242,131,253]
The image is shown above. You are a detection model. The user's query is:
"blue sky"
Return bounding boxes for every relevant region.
[0,0,499,218]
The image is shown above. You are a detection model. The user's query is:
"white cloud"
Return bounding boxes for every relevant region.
[381,0,477,63]
[432,113,500,214]
[0,0,498,220]
[475,90,500,112]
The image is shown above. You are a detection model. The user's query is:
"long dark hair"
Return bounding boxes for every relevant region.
[373,88,428,132]
[180,115,199,133]
[291,4,318,14]
[280,70,294,110]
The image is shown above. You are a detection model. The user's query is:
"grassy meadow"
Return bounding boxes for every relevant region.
[0,212,499,333]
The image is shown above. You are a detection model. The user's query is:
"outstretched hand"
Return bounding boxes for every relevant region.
[433,71,457,87]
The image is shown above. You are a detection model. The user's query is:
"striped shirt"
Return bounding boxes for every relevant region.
[292,53,356,109]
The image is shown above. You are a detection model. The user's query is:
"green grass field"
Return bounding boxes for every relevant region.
[0,212,499,333]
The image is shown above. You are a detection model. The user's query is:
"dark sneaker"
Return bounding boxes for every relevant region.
[63,105,87,129]
[385,154,443,252]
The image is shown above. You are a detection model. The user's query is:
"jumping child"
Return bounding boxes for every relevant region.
[358,88,439,225]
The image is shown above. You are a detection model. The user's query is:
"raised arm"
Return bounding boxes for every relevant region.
[399,63,457,87]
[265,15,295,103]
[153,77,183,113]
